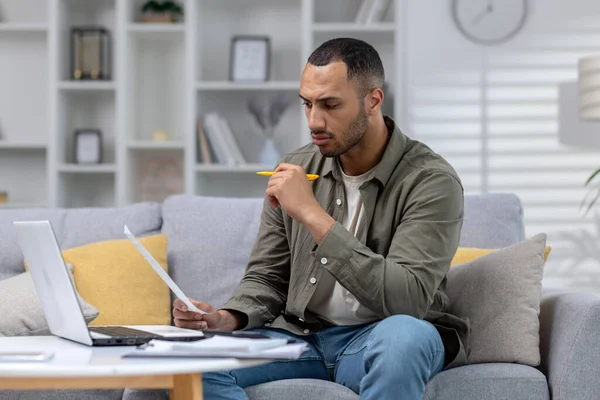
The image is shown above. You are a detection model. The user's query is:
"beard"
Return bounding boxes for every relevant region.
[315,106,369,158]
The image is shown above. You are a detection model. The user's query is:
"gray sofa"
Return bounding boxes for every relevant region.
[0,193,599,400]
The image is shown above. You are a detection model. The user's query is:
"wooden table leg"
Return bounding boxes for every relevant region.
[170,373,203,400]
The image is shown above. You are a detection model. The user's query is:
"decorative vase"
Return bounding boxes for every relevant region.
[259,137,280,165]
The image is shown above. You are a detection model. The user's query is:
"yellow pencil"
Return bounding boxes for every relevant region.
[257,171,320,181]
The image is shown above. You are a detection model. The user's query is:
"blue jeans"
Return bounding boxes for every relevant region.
[201,315,445,400]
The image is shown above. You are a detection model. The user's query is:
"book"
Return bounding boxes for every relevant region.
[216,115,246,165]
[355,0,374,23]
[197,120,213,164]
[355,0,392,24]
[203,113,236,165]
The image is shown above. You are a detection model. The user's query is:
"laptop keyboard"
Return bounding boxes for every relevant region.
[89,326,161,338]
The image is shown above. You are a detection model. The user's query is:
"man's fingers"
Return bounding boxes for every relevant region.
[174,318,207,330]
[190,299,215,314]
[173,308,204,321]
[266,193,279,208]
[173,299,187,312]
[267,176,285,188]
[275,163,304,173]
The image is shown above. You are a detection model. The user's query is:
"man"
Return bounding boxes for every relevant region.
[173,37,469,399]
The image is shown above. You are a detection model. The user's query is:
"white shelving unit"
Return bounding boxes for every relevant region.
[0,0,49,208]
[0,22,47,32]
[0,0,399,208]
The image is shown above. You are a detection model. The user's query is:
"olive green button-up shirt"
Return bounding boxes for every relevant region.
[222,116,470,369]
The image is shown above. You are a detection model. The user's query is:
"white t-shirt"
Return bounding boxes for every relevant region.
[306,164,379,326]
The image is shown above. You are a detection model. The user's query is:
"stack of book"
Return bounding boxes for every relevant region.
[354,0,393,24]
[197,112,246,166]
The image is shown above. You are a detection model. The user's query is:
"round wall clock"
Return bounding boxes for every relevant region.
[452,0,528,46]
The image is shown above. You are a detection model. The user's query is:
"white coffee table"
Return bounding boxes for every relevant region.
[0,336,268,399]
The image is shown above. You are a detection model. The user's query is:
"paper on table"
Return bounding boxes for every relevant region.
[169,336,290,352]
[123,336,309,360]
[123,225,206,314]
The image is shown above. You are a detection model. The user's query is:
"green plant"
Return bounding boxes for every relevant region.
[141,1,160,13]
[141,1,184,16]
[582,167,600,215]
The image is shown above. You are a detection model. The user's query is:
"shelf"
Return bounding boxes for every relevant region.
[58,164,116,174]
[195,163,274,173]
[58,81,116,91]
[0,23,47,33]
[0,202,46,209]
[128,141,185,149]
[312,22,396,32]
[0,141,46,150]
[196,81,299,91]
[128,23,185,34]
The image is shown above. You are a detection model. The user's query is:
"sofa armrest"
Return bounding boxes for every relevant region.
[539,289,600,400]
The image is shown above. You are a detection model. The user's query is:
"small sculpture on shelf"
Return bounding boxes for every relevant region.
[151,129,171,142]
[0,192,7,205]
[247,94,291,165]
[140,1,184,23]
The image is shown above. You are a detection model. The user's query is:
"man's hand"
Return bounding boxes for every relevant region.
[265,163,322,223]
[173,299,242,331]
[265,163,335,244]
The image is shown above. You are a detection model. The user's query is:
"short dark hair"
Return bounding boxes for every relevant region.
[307,37,385,96]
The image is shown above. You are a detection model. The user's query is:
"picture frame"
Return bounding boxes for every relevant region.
[70,26,111,80]
[229,35,271,82]
[73,129,103,164]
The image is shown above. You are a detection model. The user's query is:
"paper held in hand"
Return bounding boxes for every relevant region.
[123,225,207,315]
[124,335,309,360]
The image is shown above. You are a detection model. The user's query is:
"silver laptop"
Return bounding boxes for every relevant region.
[13,220,206,346]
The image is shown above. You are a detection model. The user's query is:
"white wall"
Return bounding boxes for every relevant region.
[401,0,600,295]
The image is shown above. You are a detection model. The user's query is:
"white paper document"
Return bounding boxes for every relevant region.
[123,335,308,360]
[123,225,207,314]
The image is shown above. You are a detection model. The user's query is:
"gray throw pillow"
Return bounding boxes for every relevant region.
[0,264,99,336]
[446,233,547,366]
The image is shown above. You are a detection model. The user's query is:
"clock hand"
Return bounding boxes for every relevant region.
[471,5,492,25]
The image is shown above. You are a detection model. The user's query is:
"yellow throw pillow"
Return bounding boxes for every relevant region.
[452,245,552,266]
[51,234,170,326]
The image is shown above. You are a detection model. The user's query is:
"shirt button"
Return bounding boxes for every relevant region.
[336,199,342,206]
[321,257,328,265]
[303,329,310,334]
[309,277,317,284]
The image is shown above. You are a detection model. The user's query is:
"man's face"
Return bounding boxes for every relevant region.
[299,61,370,158]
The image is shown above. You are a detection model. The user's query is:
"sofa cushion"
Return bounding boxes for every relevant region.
[424,364,549,400]
[0,265,98,337]
[446,233,547,366]
[161,195,264,309]
[461,193,525,248]
[452,245,552,265]
[0,202,162,281]
[245,379,358,400]
[61,234,170,326]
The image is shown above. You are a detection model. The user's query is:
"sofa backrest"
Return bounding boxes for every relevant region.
[161,195,264,309]
[461,193,525,248]
[161,192,525,310]
[0,192,525,309]
[0,203,162,281]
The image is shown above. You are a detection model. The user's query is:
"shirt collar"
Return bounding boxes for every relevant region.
[321,115,407,188]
